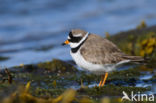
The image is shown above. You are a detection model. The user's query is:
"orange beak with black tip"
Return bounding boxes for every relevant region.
[62,40,70,45]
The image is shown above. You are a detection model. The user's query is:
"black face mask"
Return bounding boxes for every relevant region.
[68,32,82,43]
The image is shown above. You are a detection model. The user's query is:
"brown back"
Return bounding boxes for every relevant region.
[80,34,127,64]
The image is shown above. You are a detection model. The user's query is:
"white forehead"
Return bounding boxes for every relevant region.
[67,36,70,39]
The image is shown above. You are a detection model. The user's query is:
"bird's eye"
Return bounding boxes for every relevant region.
[68,32,82,43]
[69,37,82,43]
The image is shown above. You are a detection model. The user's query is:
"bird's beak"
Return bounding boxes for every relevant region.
[62,40,70,45]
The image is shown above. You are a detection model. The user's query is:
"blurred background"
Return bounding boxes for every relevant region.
[0,0,156,67]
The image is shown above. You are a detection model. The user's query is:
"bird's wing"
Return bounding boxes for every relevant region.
[80,34,126,64]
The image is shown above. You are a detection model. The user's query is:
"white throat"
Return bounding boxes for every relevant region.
[69,32,89,48]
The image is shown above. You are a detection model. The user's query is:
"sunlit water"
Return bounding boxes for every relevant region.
[0,0,156,67]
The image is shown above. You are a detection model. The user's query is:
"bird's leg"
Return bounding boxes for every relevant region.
[101,72,108,87]
[99,75,104,87]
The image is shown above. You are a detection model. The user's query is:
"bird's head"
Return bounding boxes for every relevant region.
[62,29,89,48]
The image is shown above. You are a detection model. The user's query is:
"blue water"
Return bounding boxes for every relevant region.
[0,0,156,67]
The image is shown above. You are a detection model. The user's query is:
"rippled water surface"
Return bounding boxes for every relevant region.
[0,0,156,67]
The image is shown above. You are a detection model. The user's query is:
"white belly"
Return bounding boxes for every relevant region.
[70,50,116,75]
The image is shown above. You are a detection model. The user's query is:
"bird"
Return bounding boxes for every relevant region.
[62,29,144,87]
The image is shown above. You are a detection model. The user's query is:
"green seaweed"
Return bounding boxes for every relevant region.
[77,84,150,97]
[37,59,78,73]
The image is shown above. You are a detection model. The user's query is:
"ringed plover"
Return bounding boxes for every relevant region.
[62,29,144,87]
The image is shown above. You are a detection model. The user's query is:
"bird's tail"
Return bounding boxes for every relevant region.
[123,55,145,64]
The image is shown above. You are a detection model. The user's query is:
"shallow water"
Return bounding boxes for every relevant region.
[0,0,156,67]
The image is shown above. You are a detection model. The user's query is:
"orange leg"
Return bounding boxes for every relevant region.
[101,72,108,87]
[99,75,104,87]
